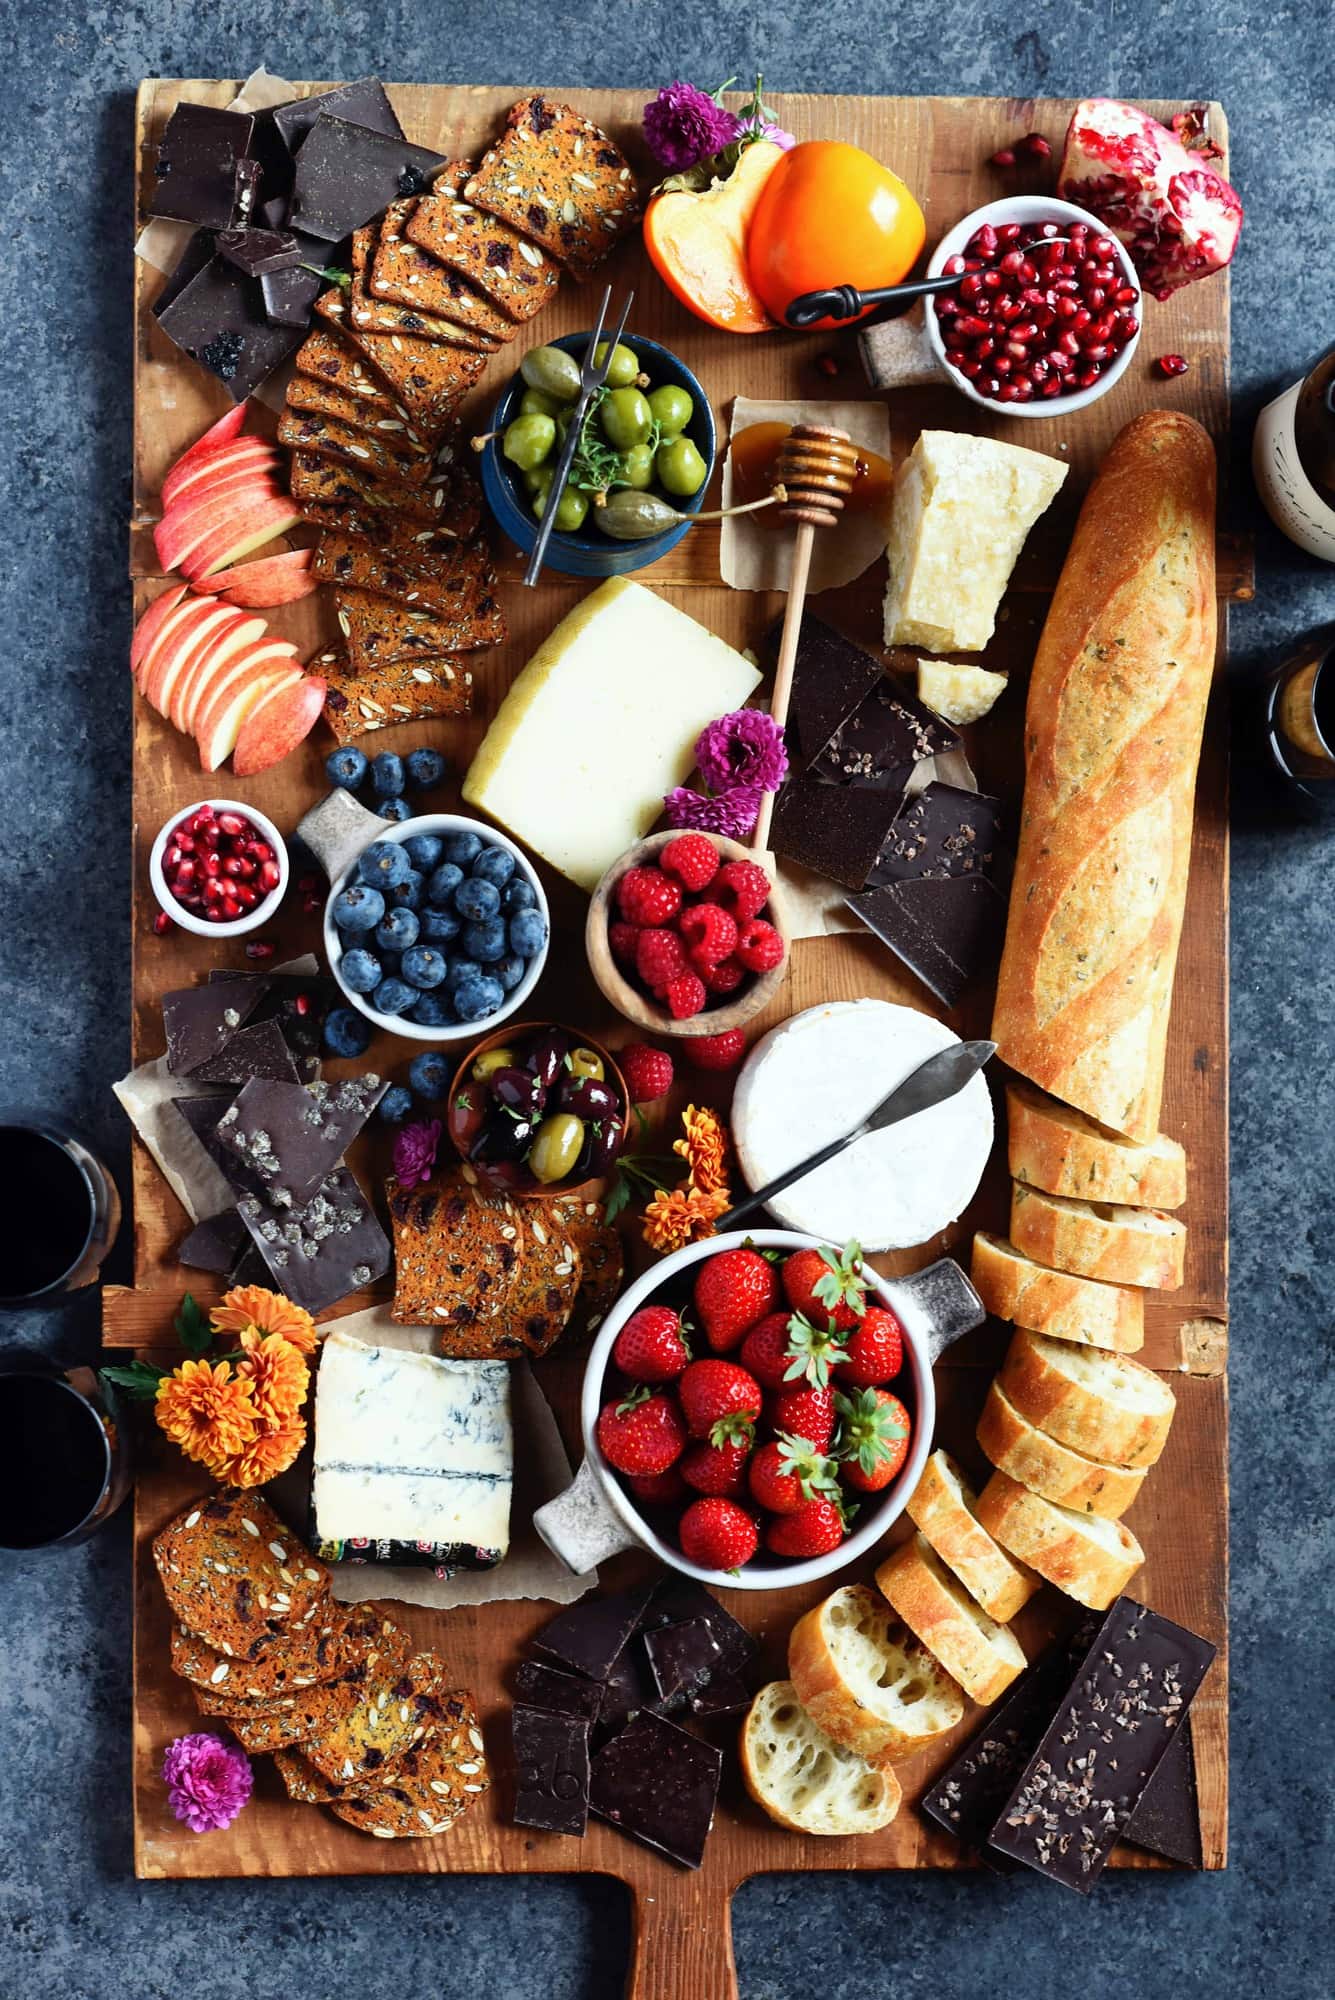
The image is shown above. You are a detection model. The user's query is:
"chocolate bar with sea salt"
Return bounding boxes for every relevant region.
[213,1074,388,1209]
[235,1164,389,1314]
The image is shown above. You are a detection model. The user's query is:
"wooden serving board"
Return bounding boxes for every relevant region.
[110,81,1232,1991]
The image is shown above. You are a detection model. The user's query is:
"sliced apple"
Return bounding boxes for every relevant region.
[161,438,282,509]
[195,644,302,772]
[183,497,305,584]
[171,612,270,734]
[154,475,287,574]
[232,670,328,775]
[145,602,249,721]
[197,547,317,607]
[134,595,225,699]
[130,583,188,677]
[159,404,248,504]
[189,635,300,741]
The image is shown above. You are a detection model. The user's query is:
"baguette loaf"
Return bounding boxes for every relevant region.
[740,1681,902,1836]
[971,1233,1145,1352]
[974,1470,1144,1609]
[905,1450,1040,1622]
[787,1584,964,1763]
[875,1534,1027,1705]
[998,1325,1176,1468]
[1010,1182,1186,1290]
[990,411,1217,1141]
[976,1379,1148,1519]
[1006,1081,1187,1209]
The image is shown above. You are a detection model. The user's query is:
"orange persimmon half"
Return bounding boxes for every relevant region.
[642,139,785,334]
[746,141,927,329]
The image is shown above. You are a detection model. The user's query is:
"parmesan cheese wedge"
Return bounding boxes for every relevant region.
[917,659,1008,725]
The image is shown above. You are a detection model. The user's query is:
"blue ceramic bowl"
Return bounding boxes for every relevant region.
[480,332,717,578]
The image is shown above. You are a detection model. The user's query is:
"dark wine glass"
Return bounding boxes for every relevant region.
[0,1357,133,1550]
[0,1113,122,1308]
[1263,624,1335,805]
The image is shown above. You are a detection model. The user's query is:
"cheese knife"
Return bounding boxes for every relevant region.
[715,1038,996,1232]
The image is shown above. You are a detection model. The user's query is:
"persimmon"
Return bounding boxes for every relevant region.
[746,141,926,329]
[642,140,784,334]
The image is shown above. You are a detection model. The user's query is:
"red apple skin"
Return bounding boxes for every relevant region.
[154,475,287,572]
[135,597,224,699]
[130,583,188,677]
[161,438,281,508]
[181,498,304,583]
[159,404,248,503]
[145,603,248,718]
[197,547,317,607]
[195,647,302,771]
[170,614,269,734]
[232,672,328,775]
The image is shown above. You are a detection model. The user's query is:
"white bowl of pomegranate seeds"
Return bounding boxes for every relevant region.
[927,195,1142,415]
[150,799,289,937]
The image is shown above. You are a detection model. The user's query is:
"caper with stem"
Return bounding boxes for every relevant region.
[503,413,556,471]
[520,345,582,401]
[595,485,790,542]
[593,341,643,388]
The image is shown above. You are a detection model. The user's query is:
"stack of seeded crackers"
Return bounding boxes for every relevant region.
[279,97,641,744]
[155,1491,489,1838]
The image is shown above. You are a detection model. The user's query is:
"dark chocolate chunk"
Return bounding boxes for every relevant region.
[594,1637,660,1744]
[762,615,885,770]
[847,874,1009,1009]
[986,1597,1216,1893]
[213,1073,388,1208]
[642,1577,755,1680]
[1123,1717,1203,1868]
[272,79,404,157]
[233,155,264,226]
[150,103,256,227]
[810,678,961,793]
[261,230,329,328]
[688,1673,751,1720]
[188,1018,300,1087]
[864,783,1004,889]
[247,106,298,205]
[235,1164,390,1314]
[162,979,267,1076]
[152,229,216,318]
[772,779,898,890]
[533,1582,655,1685]
[176,1208,251,1275]
[206,969,336,1070]
[155,255,304,400]
[288,115,448,244]
[171,1094,262,1197]
[217,226,303,277]
[513,1660,603,1722]
[589,1711,722,1869]
[643,1619,722,1709]
[512,1705,591,1837]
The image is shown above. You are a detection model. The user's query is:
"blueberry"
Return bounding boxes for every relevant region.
[326,747,368,791]
[402,945,448,990]
[426,862,464,908]
[441,829,482,868]
[405,748,447,790]
[454,876,501,922]
[443,954,479,990]
[324,1007,372,1057]
[471,845,517,889]
[404,833,444,872]
[375,907,420,953]
[453,974,504,1022]
[493,952,527,993]
[409,991,456,1027]
[372,976,416,1016]
[359,840,410,889]
[371,751,406,798]
[378,1085,415,1124]
[420,906,461,946]
[339,947,382,994]
[501,876,537,913]
[333,883,386,933]
[408,1051,453,1099]
[509,908,549,959]
[388,867,424,911]
[462,918,507,964]
[378,797,411,823]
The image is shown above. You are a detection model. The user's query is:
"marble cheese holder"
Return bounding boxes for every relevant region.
[534,1229,986,1589]
[149,798,289,938]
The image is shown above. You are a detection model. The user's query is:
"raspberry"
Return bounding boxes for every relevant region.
[617,865,682,926]
[684,1028,747,1070]
[620,1043,674,1102]
[699,955,746,997]
[736,917,785,973]
[608,920,641,967]
[665,971,707,1020]
[636,926,689,993]
[660,833,720,892]
[714,859,771,924]
[679,902,738,966]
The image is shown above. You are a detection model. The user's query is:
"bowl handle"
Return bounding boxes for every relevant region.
[888,1256,987,1364]
[296,789,388,884]
[533,1456,641,1573]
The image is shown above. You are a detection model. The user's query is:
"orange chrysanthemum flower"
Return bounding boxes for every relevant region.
[211,1285,318,1356]
[643,1181,730,1254]
[212,1412,307,1490]
[155,1360,258,1467]
[233,1329,310,1422]
[674,1104,731,1199]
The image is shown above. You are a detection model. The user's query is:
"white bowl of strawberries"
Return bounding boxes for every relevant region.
[533,1230,986,1590]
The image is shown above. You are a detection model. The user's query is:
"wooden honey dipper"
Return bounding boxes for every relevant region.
[752,423,860,854]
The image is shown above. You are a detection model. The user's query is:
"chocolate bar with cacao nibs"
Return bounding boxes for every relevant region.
[760,613,886,769]
[188,1018,300,1087]
[809,676,962,792]
[864,782,1004,889]
[464,97,640,279]
[288,113,450,243]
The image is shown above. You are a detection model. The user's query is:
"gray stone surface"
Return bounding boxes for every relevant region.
[0,8,1332,1997]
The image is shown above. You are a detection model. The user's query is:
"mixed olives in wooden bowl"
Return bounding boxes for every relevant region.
[447,1022,630,1199]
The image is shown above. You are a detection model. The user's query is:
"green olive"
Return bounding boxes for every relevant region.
[528,473,555,517]
[472,1046,516,1082]
[647,384,693,436]
[599,386,652,451]
[503,413,556,471]
[622,443,655,490]
[656,435,708,497]
[552,485,589,532]
[520,345,581,401]
[519,386,560,419]
[594,341,642,388]
[568,1047,605,1081]
[529,1112,585,1184]
[520,464,549,494]
[595,489,682,541]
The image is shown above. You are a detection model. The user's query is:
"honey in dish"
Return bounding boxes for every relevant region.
[729,422,894,518]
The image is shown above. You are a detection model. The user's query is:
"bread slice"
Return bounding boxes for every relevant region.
[998,1325,1176,1468]
[787,1584,964,1763]
[905,1450,1040,1622]
[1007,1081,1187,1209]
[974,1470,1144,1609]
[1010,1181,1186,1290]
[740,1681,902,1836]
[875,1535,1027,1705]
[976,1380,1148,1519]
[971,1233,1144,1352]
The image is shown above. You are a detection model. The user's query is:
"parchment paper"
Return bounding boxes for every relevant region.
[721,396,896,595]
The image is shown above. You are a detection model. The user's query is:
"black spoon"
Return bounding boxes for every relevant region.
[784,273,961,329]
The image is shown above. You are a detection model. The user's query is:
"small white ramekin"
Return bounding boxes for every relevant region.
[149,798,289,938]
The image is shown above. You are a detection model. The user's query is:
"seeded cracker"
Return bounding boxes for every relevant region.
[335,582,505,669]
[314,526,494,611]
[190,1601,411,1716]
[405,182,561,323]
[287,367,408,430]
[388,1168,528,1347]
[290,453,483,540]
[319,647,474,739]
[154,1492,332,1659]
[464,97,640,279]
[346,224,500,353]
[278,407,434,488]
[301,1648,451,1786]
[330,1694,488,1837]
[202,1614,414,1751]
[476,1199,582,1359]
[315,287,490,431]
[548,1192,624,1333]
[170,1609,348,1699]
[371,194,517,345]
[295,326,400,405]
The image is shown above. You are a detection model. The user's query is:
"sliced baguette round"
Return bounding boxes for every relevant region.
[740,1680,902,1836]
[1006,1081,1187,1209]
[976,1380,1148,1519]
[1010,1181,1186,1290]
[875,1534,1027,1706]
[971,1233,1144,1352]
[787,1583,964,1764]
[905,1450,1040,1622]
[998,1325,1176,1468]
[974,1470,1144,1608]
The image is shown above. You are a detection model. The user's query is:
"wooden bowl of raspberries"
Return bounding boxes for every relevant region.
[585,830,790,1038]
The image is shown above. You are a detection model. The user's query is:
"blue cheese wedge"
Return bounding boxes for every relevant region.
[312,1330,512,1570]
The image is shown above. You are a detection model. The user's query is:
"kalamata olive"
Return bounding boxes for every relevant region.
[491,1065,543,1114]
[525,1028,572,1090]
[529,1112,585,1184]
[567,1047,605,1081]
[581,1115,625,1176]
[595,490,683,541]
[483,1110,536,1162]
[520,345,582,401]
[448,1078,488,1152]
[558,1075,619,1121]
[471,1046,516,1082]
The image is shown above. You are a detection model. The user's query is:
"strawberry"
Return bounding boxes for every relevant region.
[739,1312,800,1390]
[596,1387,687,1476]
[617,865,682,927]
[764,1495,848,1558]
[619,1043,674,1104]
[608,920,642,968]
[678,902,738,965]
[678,1496,758,1571]
[698,955,746,997]
[781,1240,868,1332]
[835,1304,905,1387]
[836,1387,911,1491]
[714,858,772,923]
[748,1434,840,1515]
[736,917,785,973]
[678,1357,762,1439]
[768,1381,836,1453]
[693,1245,779,1351]
[660,833,720,892]
[612,1304,690,1383]
[683,1027,747,1071]
[664,971,707,1020]
[636,926,689,992]
[626,1465,688,1506]
[680,1434,753,1497]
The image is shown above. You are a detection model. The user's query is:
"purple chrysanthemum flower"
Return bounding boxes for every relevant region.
[757,120,797,150]
[393,1119,442,1189]
[643,83,741,172]
[162,1733,253,1834]
[663,784,764,838]
[694,710,788,796]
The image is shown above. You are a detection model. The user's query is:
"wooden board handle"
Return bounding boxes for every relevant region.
[626,1875,738,2000]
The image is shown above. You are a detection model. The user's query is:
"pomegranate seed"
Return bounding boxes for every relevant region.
[1114,286,1139,307]
[954,314,988,339]
[1004,338,1029,361]
[153,910,174,936]
[245,941,275,961]
[1117,313,1140,338]
[1058,330,1081,356]
[958,357,985,378]
[248,840,274,864]
[997,222,1022,244]
[216,811,246,837]
[943,253,966,276]
[1041,375,1063,398]
[1091,235,1116,259]
[294,993,312,1018]
[989,146,1016,167]
[959,273,983,302]
[220,894,243,921]
[1083,343,1113,364]
[1085,286,1107,312]
[974,225,998,256]
[174,858,196,888]
[259,860,282,893]
[815,352,840,378]
[993,355,1013,376]
[232,857,257,880]
[189,806,215,830]
[1155,353,1189,378]
[175,832,195,855]
[1019,132,1052,159]
[1076,365,1102,388]
[222,855,245,879]
[1029,359,1051,383]
[998,248,1026,275]
[233,884,259,911]
[1054,295,1078,320]
[980,269,1002,292]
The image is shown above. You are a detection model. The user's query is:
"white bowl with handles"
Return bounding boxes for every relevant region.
[534,1229,986,1591]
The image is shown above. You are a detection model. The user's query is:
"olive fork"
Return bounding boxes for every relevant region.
[522,285,634,587]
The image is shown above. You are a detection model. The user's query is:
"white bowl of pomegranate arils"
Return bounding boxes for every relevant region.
[926,195,1143,415]
[150,799,289,937]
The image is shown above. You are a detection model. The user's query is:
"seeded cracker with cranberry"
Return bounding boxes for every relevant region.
[405,180,562,322]
[345,223,501,353]
[334,578,506,670]
[277,406,436,487]
[314,288,490,431]
[371,188,520,345]
[314,527,496,615]
[288,449,483,540]
[463,97,641,279]
[318,648,474,742]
